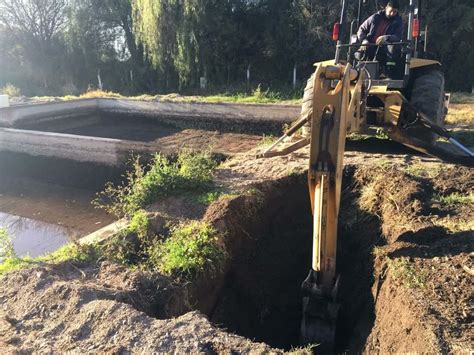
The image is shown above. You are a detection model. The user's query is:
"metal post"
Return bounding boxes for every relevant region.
[293,64,297,88]
[246,64,251,86]
[405,0,415,77]
[357,0,363,28]
[97,69,103,90]
[334,0,347,64]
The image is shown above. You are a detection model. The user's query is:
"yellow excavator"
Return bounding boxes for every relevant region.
[258,0,473,350]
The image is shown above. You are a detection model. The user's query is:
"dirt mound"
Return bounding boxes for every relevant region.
[0,261,275,353]
[345,164,473,353]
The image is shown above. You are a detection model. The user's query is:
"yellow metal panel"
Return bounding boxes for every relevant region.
[384,93,404,125]
[369,85,389,93]
[410,58,441,69]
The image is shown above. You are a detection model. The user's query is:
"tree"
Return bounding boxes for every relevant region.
[0,0,67,90]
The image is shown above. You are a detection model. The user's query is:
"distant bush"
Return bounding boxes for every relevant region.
[61,83,79,96]
[0,83,21,97]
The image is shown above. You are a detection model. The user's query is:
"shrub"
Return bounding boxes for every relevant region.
[95,150,218,217]
[149,221,226,279]
[0,83,21,97]
[128,209,150,241]
[0,228,16,261]
[177,149,217,189]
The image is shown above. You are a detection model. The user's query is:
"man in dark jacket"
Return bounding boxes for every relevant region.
[356,0,403,74]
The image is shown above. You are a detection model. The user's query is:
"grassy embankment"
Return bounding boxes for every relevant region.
[0,151,232,278]
[30,86,302,105]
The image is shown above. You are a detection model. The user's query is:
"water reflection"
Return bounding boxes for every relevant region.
[0,212,75,258]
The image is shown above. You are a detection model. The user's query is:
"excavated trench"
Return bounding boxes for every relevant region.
[187,169,384,351]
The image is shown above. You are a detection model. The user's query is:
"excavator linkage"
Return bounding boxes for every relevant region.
[299,63,355,349]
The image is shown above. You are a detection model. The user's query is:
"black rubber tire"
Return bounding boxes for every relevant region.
[301,72,315,137]
[409,67,445,142]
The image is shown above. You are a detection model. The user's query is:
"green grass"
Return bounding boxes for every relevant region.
[0,243,100,275]
[445,102,474,125]
[258,134,278,146]
[30,85,303,105]
[432,216,473,233]
[94,150,218,217]
[449,92,474,104]
[149,221,226,279]
[193,190,238,205]
[387,257,426,289]
[433,192,474,206]
[404,163,441,178]
[287,344,318,354]
[347,133,371,141]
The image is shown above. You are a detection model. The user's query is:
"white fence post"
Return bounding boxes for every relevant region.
[97,69,103,90]
[293,64,297,88]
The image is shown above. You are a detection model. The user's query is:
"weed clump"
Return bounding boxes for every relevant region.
[433,192,474,206]
[0,242,100,275]
[149,221,226,279]
[387,257,426,289]
[0,228,16,261]
[95,150,218,217]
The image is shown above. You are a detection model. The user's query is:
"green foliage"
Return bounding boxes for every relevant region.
[177,149,217,189]
[1,1,472,94]
[374,127,389,140]
[404,163,441,178]
[194,190,237,205]
[95,150,218,217]
[100,231,138,265]
[388,257,426,289]
[250,84,285,103]
[450,93,474,104]
[0,228,16,260]
[128,209,149,241]
[259,134,277,146]
[287,343,318,354]
[0,243,100,275]
[149,221,226,279]
[433,192,474,206]
[0,83,21,96]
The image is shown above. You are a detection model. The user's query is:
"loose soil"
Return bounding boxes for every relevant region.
[0,113,472,352]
